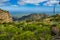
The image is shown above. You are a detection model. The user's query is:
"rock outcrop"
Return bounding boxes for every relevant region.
[0,9,13,23]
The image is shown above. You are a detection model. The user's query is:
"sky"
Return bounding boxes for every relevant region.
[0,0,60,17]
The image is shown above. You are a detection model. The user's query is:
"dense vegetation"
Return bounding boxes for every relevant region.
[0,21,60,40]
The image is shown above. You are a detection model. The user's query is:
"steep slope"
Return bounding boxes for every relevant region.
[0,9,13,23]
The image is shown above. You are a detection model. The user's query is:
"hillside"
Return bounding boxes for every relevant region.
[51,14,60,22]
[0,9,13,23]
[13,13,49,22]
[12,13,60,24]
[0,14,60,40]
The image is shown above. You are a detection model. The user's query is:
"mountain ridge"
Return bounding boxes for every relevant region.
[12,13,50,21]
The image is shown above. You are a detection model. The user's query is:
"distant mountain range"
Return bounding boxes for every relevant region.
[12,13,60,23]
[0,9,60,23]
[12,13,50,21]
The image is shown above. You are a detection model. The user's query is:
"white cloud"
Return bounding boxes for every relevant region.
[44,0,59,6]
[18,0,48,5]
[0,0,59,6]
[18,0,60,6]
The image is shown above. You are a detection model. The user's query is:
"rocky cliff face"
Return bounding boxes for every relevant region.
[0,9,13,23]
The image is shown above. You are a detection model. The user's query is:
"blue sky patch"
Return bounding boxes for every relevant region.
[0,0,60,17]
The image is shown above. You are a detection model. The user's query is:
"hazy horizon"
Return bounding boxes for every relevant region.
[0,0,60,17]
